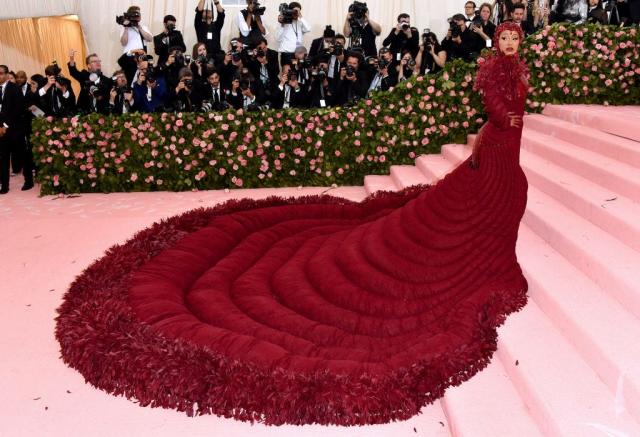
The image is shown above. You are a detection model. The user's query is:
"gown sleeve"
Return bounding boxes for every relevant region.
[482,85,512,130]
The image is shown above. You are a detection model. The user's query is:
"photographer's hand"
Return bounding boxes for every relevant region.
[44,75,55,91]
[176,82,186,93]
[124,91,134,103]
[339,67,347,80]
[69,49,77,65]
[137,73,146,86]
[109,88,118,102]
[166,54,175,66]
[278,15,284,25]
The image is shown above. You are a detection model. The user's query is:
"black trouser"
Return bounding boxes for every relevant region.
[10,139,23,174]
[0,136,12,190]
[630,0,640,24]
[279,52,294,67]
[22,133,34,184]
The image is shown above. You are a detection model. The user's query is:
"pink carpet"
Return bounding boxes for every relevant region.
[1,105,639,436]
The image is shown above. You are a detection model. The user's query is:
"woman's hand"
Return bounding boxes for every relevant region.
[508,112,523,128]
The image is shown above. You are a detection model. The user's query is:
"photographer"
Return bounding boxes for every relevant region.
[367,49,398,96]
[195,0,225,60]
[67,50,112,114]
[274,63,308,109]
[511,3,535,35]
[170,68,200,112]
[343,2,381,57]
[248,37,280,106]
[327,34,347,85]
[38,63,76,117]
[335,53,368,106]
[441,14,480,62]
[238,0,268,46]
[291,46,312,88]
[190,42,216,81]
[108,70,135,115]
[415,31,447,76]
[228,70,259,110]
[310,25,335,58]
[162,46,191,89]
[471,3,497,43]
[396,51,417,82]
[154,15,187,67]
[276,2,311,67]
[308,56,334,108]
[220,39,248,88]
[200,69,231,111]
[119,6,153,54]
[382,14,420,60]
[132,61,168,113]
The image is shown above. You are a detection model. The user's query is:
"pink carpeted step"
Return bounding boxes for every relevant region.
[543,104,640,142]
[517,225,640,423]
[522,130,640,202]
[521,149,640,252]
[523,186,640,321]
[321,186,369,202]
[389,165,430,189]
[497,302,640,436]
[415,154,456,184]
[363,175,400,195]
[524,114,640,168]
[443,360,543,437]
[441,144,472,165]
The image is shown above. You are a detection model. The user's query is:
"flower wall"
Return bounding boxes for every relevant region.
[33,24,639,195]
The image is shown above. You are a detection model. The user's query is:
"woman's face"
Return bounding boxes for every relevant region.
[198,45,207,56]
[498,30,520,56]
[480,6,491,21]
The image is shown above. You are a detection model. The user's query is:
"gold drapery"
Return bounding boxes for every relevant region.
[0,15,87,96]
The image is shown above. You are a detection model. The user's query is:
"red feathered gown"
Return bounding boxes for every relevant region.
[56,61,529,426]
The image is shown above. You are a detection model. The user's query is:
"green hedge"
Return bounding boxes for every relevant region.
[33,24,640,194]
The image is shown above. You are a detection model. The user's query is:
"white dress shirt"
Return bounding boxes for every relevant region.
[275,19,311,53]
[121,25,152,54]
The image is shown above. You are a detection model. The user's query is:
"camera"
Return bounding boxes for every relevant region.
[115,85,132,95]
[116,10,141,27]
[195,54,207,64]
[50,61,66,85]
[449,19,461,39]
[287,70,298,82]
[183,79,193,88]
[401,22,410,31]
[349,1,368,22]
[471,10,483,28]
[166,22,176,32]
[279,3,298,24]
[378,58,390,69]
[312,68,328,80]
[345,64,356,77]
[333,43,344,57]
[239,79,251,91]
[250,0,266,16]
[230,50,243,63]
[293,58,312,69]
[254,48,266,58]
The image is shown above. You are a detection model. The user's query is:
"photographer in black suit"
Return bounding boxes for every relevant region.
[108,70,136,115]
[67,50,112,114]
[13,71,37,190]
[196,0,226,60]
[39,63,76,117]
[154,15,187,66]
[335,53,369,106]
[0,65,26,194]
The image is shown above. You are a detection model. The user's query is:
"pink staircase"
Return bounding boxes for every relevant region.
[364,105,640,436]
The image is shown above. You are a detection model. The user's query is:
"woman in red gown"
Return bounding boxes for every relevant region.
[56,23,530,426]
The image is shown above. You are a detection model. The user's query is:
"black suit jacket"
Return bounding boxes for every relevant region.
[309,37,324,58]
[0,81,26,138]
[153,30,187,66]
[68,63,113,114]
